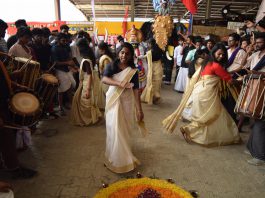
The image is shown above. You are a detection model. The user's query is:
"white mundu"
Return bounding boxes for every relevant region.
[0,190,14,198]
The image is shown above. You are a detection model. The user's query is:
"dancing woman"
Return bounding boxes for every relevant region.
[141,38,163,104]
[182,49,209,121]
[163,43,241,147]
[70,38,102,126]
[102,42,144,173]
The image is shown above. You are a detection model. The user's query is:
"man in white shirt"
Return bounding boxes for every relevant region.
[244,37,265,72]
[227,33,247,73]
[8,27,33,59]
[173,37,184,79]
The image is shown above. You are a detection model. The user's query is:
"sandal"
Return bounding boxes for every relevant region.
[180,127,192,144]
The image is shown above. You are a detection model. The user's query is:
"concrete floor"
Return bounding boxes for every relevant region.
[5,84,265,198]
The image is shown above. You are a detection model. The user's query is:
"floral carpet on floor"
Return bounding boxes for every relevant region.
[94,177,193,198]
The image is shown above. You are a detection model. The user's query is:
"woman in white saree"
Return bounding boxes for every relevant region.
[70,38,102,126]
[182,49,209,121]
[163,43,241,147]
[141,38,163,104]
[102,42,144,173]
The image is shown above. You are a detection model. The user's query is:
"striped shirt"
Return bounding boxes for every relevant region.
[0,38,8,53]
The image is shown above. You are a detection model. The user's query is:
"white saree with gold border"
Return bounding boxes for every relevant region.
[182,75,241,146]
[104,67,141,173]
[97,55,113,110]
[70,59,102,126]
[163,75,241,147]
[141,50,163,104]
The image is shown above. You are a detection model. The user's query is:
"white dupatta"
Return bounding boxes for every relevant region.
[105,67,137,112]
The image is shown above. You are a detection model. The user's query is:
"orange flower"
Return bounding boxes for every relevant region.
[94,178,193,198]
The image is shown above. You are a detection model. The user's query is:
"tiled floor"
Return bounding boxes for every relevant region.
[3,84,265,198]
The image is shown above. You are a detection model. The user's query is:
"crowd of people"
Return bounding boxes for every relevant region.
[0,17,265,196]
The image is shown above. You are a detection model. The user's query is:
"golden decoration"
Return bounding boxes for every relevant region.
[152,15,173,50]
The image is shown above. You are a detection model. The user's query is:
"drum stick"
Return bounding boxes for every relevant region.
[47,62,56,73]
[243,67,250,72]
[234,72,241,77]
[178,32,187,40]
[0,52,12,63]
[243,67,252,74]
[3,125,31,131]
[19,56,32,72]
[0,51,10,57]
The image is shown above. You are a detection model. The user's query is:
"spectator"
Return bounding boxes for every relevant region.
[8,27,35,59]
[0,19,8,53]
[7,19,27,50]
[51,33,77,115]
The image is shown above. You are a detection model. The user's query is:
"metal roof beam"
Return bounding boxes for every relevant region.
[75,4,131,10]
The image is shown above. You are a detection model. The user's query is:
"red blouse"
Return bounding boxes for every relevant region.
[201,62,232,82]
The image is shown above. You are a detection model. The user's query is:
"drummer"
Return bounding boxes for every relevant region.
[213,33,246,125]
[241,32,265,166]
[227,33,247,74]
[29,28,51,73]
[8,27,35,60]
[6,19,28,50]
[0,60,37,179]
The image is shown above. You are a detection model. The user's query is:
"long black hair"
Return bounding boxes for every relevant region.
[113,42,135,69]
[98,41,114,59]
[140,22,153,41]
[202,42,228,71]
[188,48,208,78]
[77,38,96,67]
[148,38,162,53]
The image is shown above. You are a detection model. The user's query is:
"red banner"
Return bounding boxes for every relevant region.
[7,21,66,36]
[181,0,198,15]
[122,6,129,37]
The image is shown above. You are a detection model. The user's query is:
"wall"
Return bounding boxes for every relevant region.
[95,21,144,35]
[193,25,234,37]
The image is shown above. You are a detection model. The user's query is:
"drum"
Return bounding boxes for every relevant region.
[14,57,40,89]
[235,74,265,119]
[9,92,42,126]
[35,73,59,111]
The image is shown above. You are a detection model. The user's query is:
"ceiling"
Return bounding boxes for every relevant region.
[68,0,261,20]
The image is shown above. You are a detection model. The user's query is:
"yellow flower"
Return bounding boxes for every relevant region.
[94,178,193,198]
